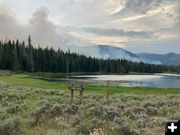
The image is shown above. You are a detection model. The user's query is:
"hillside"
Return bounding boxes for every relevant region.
[69,45,180,65]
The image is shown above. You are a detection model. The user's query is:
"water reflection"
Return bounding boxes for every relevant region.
[65,74,180,88]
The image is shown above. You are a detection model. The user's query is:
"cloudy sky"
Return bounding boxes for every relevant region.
[0,0,179,53]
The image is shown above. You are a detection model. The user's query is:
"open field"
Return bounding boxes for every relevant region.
[0,71,180,135]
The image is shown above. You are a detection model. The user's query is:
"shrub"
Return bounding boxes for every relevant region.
[49,104,63,118]
[78,123,90,135]
[0,117,21,135]
[106,108,120,121]
[143,102,157,108]
[124,106,147,119]
[88,118,105,131]
[115,125,133,135]
[70,116,80,127]
[0,93,4,100]
[87,106,105,117]
[64,104,78,115]
[0,111,9,121]
[145,106,158,116]
[47,128,79,135]
[31,105,49,126]
[90,128,105,135]
[116,104,125,111]
[6,105,19,114]
[115,117,123,126]
[171,112,180,120]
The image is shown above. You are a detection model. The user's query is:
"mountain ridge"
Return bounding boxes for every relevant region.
[68,45,180,65]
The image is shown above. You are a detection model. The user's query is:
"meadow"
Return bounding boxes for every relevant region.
[0,71,180,135]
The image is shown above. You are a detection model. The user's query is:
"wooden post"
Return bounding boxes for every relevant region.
[71,89,74,103]
[79,84,84,104]
[71,83,74,103]
[106,80,110,105]
[69,83,84,104]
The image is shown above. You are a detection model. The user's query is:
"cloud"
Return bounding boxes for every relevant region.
[0,4,27,40]
[125,0,162,13]
[81,27,152,38]
[0,5,81,49]
[112,0,162,17]
[110,0,180,25]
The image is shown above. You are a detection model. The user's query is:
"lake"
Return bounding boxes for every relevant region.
[63,74,180,88]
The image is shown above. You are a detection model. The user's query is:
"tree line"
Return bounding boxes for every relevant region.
[0,36,179,73]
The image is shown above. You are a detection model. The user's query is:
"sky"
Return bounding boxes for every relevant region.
[0,0,179,54]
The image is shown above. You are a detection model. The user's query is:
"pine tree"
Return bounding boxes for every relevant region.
[12,47,20,71]
[27,35,34,72]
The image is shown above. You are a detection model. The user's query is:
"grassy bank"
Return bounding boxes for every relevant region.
[0,71,180,135]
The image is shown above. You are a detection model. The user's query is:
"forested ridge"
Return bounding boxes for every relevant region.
[0,36,179,73]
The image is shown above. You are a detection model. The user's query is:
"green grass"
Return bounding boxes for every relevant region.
[0,74,69,90]
[0,72,179,95]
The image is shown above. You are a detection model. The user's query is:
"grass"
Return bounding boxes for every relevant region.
[0,74,69,90]
[0,70,180,135]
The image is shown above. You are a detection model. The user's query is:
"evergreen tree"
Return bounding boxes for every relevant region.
[27,35,34,72]
[12,46,20,71]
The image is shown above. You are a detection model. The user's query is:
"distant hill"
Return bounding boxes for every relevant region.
[137,52,180,65]
[69,45,160,64]
[69,45,180,65]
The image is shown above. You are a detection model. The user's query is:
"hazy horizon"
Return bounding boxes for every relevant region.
[0,0,179,53]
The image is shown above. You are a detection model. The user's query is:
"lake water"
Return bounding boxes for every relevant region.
[64,74,180,88]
